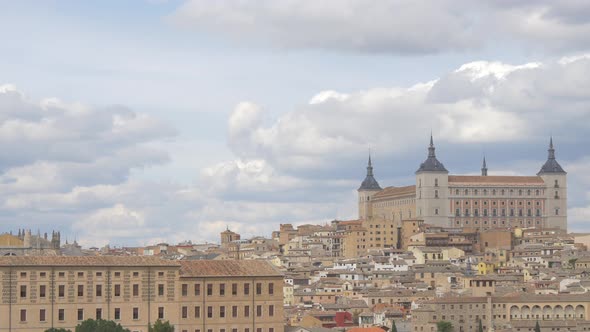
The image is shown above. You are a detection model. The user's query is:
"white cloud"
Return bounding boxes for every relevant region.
[225,58,590,175]
[171,0,478,54]
[170,1,590,54]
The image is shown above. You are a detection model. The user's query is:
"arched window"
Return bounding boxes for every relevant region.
[536,189,540,196]
[519,189,523,196]
[465,189,468,195]
[492,189,496,195]
[474,189,479,195]
[483,189,487,195]
[527,190,531,195]
[501,189,505,195]
[455,189,459,195]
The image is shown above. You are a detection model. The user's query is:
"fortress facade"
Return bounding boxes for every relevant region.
[358,136,567,231]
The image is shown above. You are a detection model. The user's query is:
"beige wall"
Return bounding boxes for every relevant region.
[0,264,283,332]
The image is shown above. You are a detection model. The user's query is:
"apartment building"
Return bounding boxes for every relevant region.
[0,256,283,332]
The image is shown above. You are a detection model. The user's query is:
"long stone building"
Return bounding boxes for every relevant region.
[0,256,283,332]
[358,136,567,231]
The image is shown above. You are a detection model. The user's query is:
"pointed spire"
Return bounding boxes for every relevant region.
[538,137,566,175]
[548,136,555,160]
[428,133,436,157]
[358,152,382,191]
[416,134,448,173]
[366,153,374,177]
[481,156,488,176]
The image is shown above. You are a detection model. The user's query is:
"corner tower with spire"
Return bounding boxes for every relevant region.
[538,137,567,230]
[358,154,382,220]
[481,156,488,176]
[415,134,450,227]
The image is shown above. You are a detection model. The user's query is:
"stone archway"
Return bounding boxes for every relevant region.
[554,305,564,319]
[542,305,552,320]
[521,305,531,319]
[510,306,520,319]
[532,305,542,320]
[565,305,575,319]
[575,305,585,319]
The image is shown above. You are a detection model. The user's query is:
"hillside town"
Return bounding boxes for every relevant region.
[1,138,590,332]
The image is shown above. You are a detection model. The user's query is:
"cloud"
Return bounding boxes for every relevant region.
[171,0,478,54]
[224,57,590,178]
[170,1,590,54]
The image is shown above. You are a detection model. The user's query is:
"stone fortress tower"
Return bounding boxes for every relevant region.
[357,155,382,220]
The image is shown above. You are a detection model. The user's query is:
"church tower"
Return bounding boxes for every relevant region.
[358,154,382,220]
[537,137,567,230]
[415,134,450,227]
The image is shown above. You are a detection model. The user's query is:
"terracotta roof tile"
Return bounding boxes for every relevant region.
[373,185,416,199]
[0,256,180,267]
[179,260,283,277]
[449,175,544,184]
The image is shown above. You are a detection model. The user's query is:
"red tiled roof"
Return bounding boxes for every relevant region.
[373,185,416,199]
[0,256,180,267]
[179,260,283,277]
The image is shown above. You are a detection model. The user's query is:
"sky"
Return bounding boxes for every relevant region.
[1,0,590,247]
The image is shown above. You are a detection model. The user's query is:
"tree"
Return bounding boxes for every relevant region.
[149,320,174,332]
[436,321,453,332]
[535,320,541,332]
[478,319,484,332]
[45,329,71,332]
[75,319,130,332]
[391,319,398,332]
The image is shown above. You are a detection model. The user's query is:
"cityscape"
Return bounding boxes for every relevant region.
[2,2,590,332]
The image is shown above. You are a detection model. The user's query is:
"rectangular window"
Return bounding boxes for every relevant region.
[256,305,262,317]
[96,272,102,277]
[133,307,139,320]
[59,285,65,297]
[207,284,213,296]
[77,272,84,278]
[40,272,47,278]
[40,309,46,322]
[158,307,164,319]
[269,305,274,317]
[20,309,26,322]
[256,283,262,295]
[133,272,139,277]
[244,283,250,295]
[232,305,238,318]
[158,284,164,296]
[78,308,84,321]
[220,306,225,318]
[114,272,121,277]
[78,284,84,297]
[207,306,213,318]
[59,309,65,321]
[268,283,274,295]
[244,305,250,317]
[182,306,188,319]
[114,284,121,297]
[133,284,139,297]
[96,284,103,297]
[20,285,27,298]
[194,284,201,296]
[58,272,65,278]
[114,308,120,320]
[219,283,225,296]
[182,284,188,296]
[96,308,102,320]
[194,306,201,318]
[232,283,238,296]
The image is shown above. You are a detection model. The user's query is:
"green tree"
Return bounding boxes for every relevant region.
[391,319,398,332]
[478,319,484,332]
[149,320,174,332]
[75,319,130,332]
[535,320,541,332]
[45,328,71,332]
[436,321,453,332]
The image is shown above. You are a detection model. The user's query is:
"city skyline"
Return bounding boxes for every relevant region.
[1,1,590,247]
